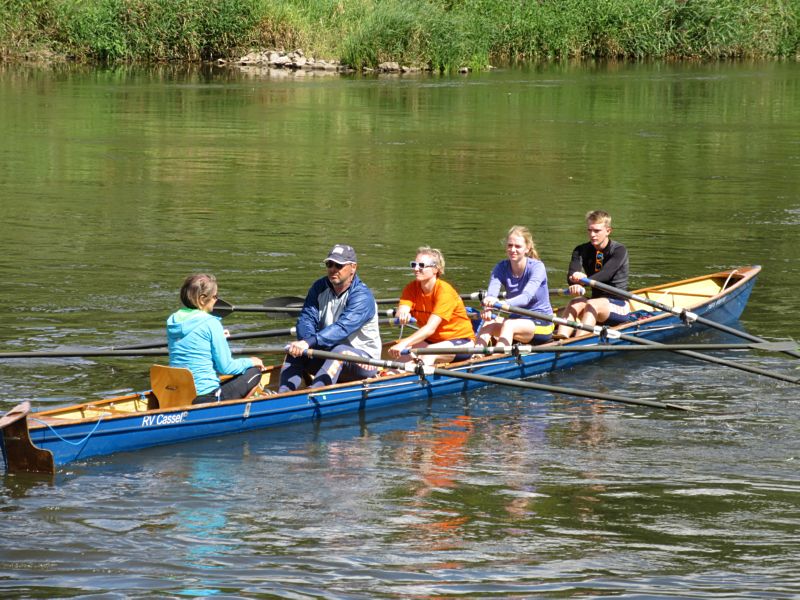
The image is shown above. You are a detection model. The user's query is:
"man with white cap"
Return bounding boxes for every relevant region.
[278,244,382,392]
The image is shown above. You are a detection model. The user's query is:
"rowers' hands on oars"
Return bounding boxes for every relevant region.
[481,295,498,321]
[394,305,412,325]
[567,272,587,296]
[285,340,309,358]
[388,340,409,359]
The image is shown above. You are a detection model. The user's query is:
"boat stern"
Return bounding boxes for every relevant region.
[0,402,55,475]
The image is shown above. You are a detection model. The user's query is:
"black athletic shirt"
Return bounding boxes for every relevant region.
[567,239,629,298]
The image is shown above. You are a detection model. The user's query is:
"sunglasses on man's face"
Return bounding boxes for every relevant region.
[410,261,436,270]
[325,261,347,270]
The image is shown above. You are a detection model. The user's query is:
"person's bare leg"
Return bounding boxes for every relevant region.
[497,319,536,346]
[421,340,459,366]
[556,298,588,338]
[581,298,611,329]
[476,321,501,347]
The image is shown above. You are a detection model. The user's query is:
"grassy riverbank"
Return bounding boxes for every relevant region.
[2,0,798,69]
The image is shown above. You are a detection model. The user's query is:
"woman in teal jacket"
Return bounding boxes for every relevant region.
[167,273,264,404]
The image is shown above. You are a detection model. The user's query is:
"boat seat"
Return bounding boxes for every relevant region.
[150,365,197,410]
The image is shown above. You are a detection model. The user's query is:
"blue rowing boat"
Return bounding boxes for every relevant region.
[0,266,762,474]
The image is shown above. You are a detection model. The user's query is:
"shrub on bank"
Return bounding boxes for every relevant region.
[0,0,798,67]
[54,0,267,61]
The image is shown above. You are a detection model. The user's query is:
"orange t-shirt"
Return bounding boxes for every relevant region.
[399,278,475,343]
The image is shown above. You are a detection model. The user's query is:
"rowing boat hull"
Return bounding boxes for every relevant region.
[1,266,760,473]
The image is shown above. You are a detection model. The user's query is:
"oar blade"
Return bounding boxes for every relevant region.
[262,296,305,308]
[211,298,234,318]
[749,341,798,352]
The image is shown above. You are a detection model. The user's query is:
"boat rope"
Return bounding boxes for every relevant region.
[30,413,106,446]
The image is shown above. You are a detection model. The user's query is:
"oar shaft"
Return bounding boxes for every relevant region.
[218,305,409,318]
[305,348,687,411]
[256,289,571,310]
[375,289,568,305]
[246,306,301,314]
[492,302,799,385]
[580,277,800,360]
[0,317,411,359]
[0,349,171,358]
[404,342,797,355]
[118,326,299,350]
[0,345,291,359]
[623,336,799,384]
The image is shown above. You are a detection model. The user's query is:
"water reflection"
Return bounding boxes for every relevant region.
[1,61,799,597]
[401,413,474,551]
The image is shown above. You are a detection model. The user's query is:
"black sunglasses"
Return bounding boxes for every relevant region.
[325,261,346,269]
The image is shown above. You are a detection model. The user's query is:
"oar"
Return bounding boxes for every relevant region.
[214,299,400,318]
[0,348,179,358]
[252,293,492,308]
[256,289,571,309]
[118,326,299,350]
[402,341,799,355]
[0,328,298,357]
[0,345,291,359]
[304,348,689,411]
[373,289,572,303]
[263,296,306,308]
[213,300,442,323]
[212,298,299,317]
[0,317,407,359]
[579,277,800,360]
[372,291,503,305]
[492,302,800,385]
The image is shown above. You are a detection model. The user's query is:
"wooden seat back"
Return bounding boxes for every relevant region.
[150,365,197,410]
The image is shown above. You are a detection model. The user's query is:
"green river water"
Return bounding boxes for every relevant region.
[0,60,798,598]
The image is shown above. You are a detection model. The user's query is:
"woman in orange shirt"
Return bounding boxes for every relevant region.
[389,246,475,365]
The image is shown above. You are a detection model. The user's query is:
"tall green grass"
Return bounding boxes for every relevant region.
[1,0,798,67]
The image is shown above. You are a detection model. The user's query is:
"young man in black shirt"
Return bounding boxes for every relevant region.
[555,210,630,338]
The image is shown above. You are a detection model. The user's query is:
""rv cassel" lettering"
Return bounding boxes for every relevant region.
[141,411,189,427]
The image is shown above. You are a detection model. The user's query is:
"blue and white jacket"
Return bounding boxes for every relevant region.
[296,274,382,360]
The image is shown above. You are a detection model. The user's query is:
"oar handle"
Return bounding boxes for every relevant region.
[550,287,573,296]
[388,317,417,325]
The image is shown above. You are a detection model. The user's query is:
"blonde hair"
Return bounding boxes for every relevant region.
[180,273,217,309]
[505,225,539,259]
[416,246,446,276]
[586,210,612,228]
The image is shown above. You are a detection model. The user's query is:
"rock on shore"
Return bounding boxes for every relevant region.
[224,49,477,74]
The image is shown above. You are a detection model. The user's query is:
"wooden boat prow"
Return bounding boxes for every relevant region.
[0,401,55,474]
[0,267,763,474]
